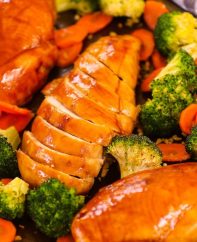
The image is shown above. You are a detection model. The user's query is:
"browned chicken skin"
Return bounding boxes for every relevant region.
[0,0,57,105]
[72,163,197,241]
[17,35,140,193]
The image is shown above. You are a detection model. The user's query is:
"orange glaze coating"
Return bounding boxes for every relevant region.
[0,0,57,105]
[72,163,197,240]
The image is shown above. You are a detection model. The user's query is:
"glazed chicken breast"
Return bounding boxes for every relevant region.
[0,0,57,105]
[17,35,141,194]
[72,163,197,241]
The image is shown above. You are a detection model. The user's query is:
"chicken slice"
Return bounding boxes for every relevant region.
[53,78,120,132]
[72,163,197,240]
[75,52,119,92]
[87,36,125,75]
[31,116,103,159]
[118,35,141,89]
[87,35,140,89]
[37,96,114,146]
[17,150,94,194]
[22,131,102,178]
[68,68,119,113]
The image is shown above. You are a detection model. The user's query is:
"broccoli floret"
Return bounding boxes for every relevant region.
[55,0,99,13]
[107,134,162,178]
[140,50,195,137]
[0,127,20,178]
[0,177,29,220]
[27,179,85,238]
[154,11,197,56]
[186,126,197,160]
[100,0,145,22]
[140,99,178,137]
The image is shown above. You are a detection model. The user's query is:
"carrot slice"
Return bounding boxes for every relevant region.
[0,178,12,185]
[195,59,197,65]
[131,29,155,61]
[57,235,74,242]
[141,67,163,92]
[143,1,169,30]
[0,101,34,132]
[151,49,167,69]
[0,218,16,242]
[157,143,191,162]
[78,12,113,34]
[56,42,83,68]
[55,12,112,49]
[55,24,87,48]
[179,104,197,135]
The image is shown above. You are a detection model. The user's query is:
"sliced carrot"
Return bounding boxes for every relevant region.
[55,24,87,49]
[78,11,113,34]
[0,178,12,185]
[0,101,34,132]
[55,12,112,49]
[195,59,197,65]
[0,218,16,242]
[157,143,191,162]
[56,42,83,68]
[0,101,31,115]
[151,49,167,69]
[143,1,169,30]
[179,104,197,135]
[131,29,155,61]
[141,67,163,92]
[57,235,74,242]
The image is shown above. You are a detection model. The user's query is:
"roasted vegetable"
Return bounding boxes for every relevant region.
[55,0,99,13]
[0,177,29,220]
[140,49,196,137]
[27,179,85,238]
[0,127,20,178]
[186,126,197,160]
[154,11,197,56]
[100,0,145,22]
[107,134,162,178]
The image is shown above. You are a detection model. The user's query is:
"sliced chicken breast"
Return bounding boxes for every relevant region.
[75,52,119,92]
[17,150,94,194]
[53,78,120,132]
[22,131,103,178]
[37,96,114,146]
[32,116,103,159]
[68,68,119,113]
[87,36,125,75]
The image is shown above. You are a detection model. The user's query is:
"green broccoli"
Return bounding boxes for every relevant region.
[154,11,197,56]
[185,126,197,160]
[140,50,196,137]
[107,134,162,178]
[0,127,20,178]
[99,0,145,22]
[0,177,29,220]
[55,0,99,13]
[27,179,85,238]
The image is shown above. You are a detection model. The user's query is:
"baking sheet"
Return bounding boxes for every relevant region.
[14,1,181,241]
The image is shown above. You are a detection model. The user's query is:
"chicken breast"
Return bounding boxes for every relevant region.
[19,35,140,193]
[72,163,197,241]
[31,116,103,159]
[17,150,94,194]
[37,96,114,146]
[22,131,103,178]
[0,0,56,105]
